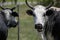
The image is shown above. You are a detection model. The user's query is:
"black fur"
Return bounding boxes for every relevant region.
[26,10,35,16]
[45,10,60,40]
[11,12,18,17]
[46,8,54,16]
[0,13,8,40]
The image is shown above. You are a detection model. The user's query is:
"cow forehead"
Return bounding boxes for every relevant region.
[33,5,48,25]
[34,5,46,9]
[34,5,46,15]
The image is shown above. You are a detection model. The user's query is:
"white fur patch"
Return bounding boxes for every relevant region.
[2,9,12,21]
[38,31,47,40]
[33,5,48,26]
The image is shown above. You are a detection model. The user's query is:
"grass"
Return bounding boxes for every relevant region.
[20,5,40,40]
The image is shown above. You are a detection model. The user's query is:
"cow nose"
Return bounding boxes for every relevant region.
[35,24,43,32]
[35,24,42,29]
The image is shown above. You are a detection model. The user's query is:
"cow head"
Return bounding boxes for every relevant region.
[0,6,18,28]
[26,0,54,32]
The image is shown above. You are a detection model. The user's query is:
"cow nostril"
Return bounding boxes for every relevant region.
[35,24,42,29]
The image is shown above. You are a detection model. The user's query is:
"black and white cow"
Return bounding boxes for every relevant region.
[0,6,18,40]
[25,0,60,40]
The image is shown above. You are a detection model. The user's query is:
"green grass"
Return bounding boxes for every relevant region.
[20,5,38,40]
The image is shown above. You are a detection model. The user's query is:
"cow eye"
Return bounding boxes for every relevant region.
[26,10,35,16]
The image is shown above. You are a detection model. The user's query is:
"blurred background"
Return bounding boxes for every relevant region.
[0,0,60,40]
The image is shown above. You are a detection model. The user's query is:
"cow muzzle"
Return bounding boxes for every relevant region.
[7,20,18,28]
[35,24,43,32]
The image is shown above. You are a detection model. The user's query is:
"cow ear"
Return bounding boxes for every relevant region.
[46,9,54,16]
[26,10,34,16]
[11,12,19,17]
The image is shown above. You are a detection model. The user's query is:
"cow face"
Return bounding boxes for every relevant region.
[26,6,55,32]
[1,7,18,27]
[26,6,47,31]
[26,0,54,32]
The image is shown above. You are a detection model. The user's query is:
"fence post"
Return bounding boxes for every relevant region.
[14,0,20,40]
[17,5,20,40]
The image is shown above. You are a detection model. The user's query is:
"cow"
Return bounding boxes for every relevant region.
[0,6,18,40]
[25,0,60,40]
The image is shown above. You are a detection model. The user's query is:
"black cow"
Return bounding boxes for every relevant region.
[25,0,60,40]
[0,6,18,40]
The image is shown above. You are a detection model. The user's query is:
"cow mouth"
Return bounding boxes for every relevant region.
[37,29,43,32]
[35,24,44,32]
